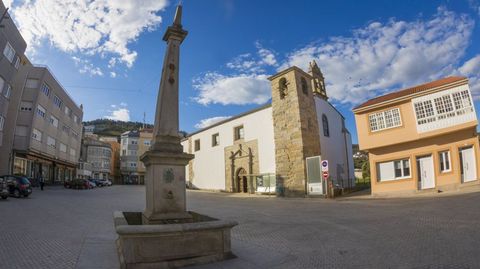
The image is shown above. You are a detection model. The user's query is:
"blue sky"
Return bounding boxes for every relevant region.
[5,0,480,143]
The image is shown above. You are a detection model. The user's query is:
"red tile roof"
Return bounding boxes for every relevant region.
[354,76,467,111]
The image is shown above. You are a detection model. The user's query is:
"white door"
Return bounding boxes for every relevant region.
[460,147,477,183]
[417,156,435,190]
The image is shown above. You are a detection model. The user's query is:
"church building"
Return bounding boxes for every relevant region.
[182,62,355,197]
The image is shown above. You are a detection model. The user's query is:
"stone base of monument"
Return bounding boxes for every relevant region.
[114,211,237,269]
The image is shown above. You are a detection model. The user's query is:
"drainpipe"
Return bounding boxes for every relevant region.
[343,127,351,189]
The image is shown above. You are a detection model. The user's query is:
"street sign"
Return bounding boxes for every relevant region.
[322,171,329,180]
[321,160,328,172]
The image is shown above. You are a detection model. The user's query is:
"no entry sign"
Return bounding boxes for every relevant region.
[322,171,329,180]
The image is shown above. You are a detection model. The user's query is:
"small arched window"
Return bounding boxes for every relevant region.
[301,77,308,95]
[322,114,329,137]
[279,77,287,99]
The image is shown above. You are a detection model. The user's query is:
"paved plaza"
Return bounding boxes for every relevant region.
[0,186,480,269]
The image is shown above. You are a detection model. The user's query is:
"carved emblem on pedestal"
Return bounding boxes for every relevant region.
[163,168,175,183]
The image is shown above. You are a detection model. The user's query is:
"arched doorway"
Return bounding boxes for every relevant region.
[236,168,248,193]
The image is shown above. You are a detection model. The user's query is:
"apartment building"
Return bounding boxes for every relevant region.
[120,129,152,184]
[8,65,83,184]
[0,2,27,175]
[99,136,121,183]
[81,137,112,180]
[353,76,479,196]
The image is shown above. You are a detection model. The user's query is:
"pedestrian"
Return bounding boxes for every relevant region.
[39,175,45,191]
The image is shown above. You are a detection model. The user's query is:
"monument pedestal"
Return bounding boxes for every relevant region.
[140,149,194,224]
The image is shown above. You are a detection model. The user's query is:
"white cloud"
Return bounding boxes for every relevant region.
[457,54,480,98]
[72,56,103,76]
[280,7,475,105]
[110,71,117,78]
[194,116,232,129]
[11,0,168,67]
[105,104,130,122]
[193,73,271,105]
[194,42,276,106]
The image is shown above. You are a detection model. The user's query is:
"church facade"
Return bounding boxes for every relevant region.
[182,62,355,197]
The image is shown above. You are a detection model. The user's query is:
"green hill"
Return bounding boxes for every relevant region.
[82,119,153,137]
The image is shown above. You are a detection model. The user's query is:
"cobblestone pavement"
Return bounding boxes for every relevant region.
[1,186,480,269]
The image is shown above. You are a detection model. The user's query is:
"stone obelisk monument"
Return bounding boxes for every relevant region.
[141,4,194,224]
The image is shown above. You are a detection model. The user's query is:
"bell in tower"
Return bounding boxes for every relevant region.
[308,60,328,100]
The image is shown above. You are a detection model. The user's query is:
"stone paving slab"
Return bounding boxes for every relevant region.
[1,186,480,269]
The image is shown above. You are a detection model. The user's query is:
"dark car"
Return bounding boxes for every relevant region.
[1,175,32,198]
[95,179,110,187]
[0,177,9,199]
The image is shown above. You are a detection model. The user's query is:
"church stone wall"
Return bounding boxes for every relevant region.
[269,67,321,197]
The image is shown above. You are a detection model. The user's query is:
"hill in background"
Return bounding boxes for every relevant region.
[82,119,154,137]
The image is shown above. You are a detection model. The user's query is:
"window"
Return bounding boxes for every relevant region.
[212,133,219,146]
[194,139,200,151]
[13,56,20,69]
[301,77,308,95]
[41,83,50,97]
[3,42,15,63]
[0,76,4,95]
[376,158,410,181]
[47,136,56,148]
[62,125,70,133]
[73,115,78,124]
[32,129,42,141]
[369,108,402,132]
[144,140,151,146]
[64,106,71,117]
[131,140,138,145]
[36,105,46,118]
[53,95,62,108]
[71,131,78,139]
[130,162,137,167]
[49,115,59,127]
[70,148,76,156]
[322,114,329,137]
[0,115,4,131]
[279,77,287,99]
[128,150,137,156]
[3,84,11,99]
[25,79,39,88]
[59,143,67,153]
[439,151,451,172]
[20,101,33,112]
[234,125,244,140]
[414,90,473,125]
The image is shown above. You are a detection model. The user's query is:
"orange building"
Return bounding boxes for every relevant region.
[353,77,479,196]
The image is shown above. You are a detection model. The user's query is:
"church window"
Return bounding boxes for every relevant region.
[301,77,308,95]
[212,133,219,147]
[322,114,329,137]
[194,139,200,151]
[234,125,244,140]
[279,78,287,99]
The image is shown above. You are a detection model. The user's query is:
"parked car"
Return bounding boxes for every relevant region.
[95,179,111,187]
[0,177,9,199]
[1,175,32,198]
[87,179,97,188]
[68,179,92,189]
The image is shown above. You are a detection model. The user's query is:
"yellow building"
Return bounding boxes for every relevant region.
[353,76,479,196]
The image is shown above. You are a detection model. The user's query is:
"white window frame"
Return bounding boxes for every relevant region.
[53,95,62,108]
[13,56,20,69]
[32,128,42,142]
[59,143,67,153]
[0,115,4,131]
[0,76,4,95]
[3,42,15,63]
[36,105,46,118]
[439,151,451,173]
[368,108,402,132]
[49,115,59,127]
[377,158,411,182]
[47,136,56,148]
[3,84,11,99]
[41,83,50,97]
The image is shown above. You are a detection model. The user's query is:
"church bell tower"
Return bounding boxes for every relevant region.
[309,60,328,100]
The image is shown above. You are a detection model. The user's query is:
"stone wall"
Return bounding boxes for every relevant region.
[269,67,321,197]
